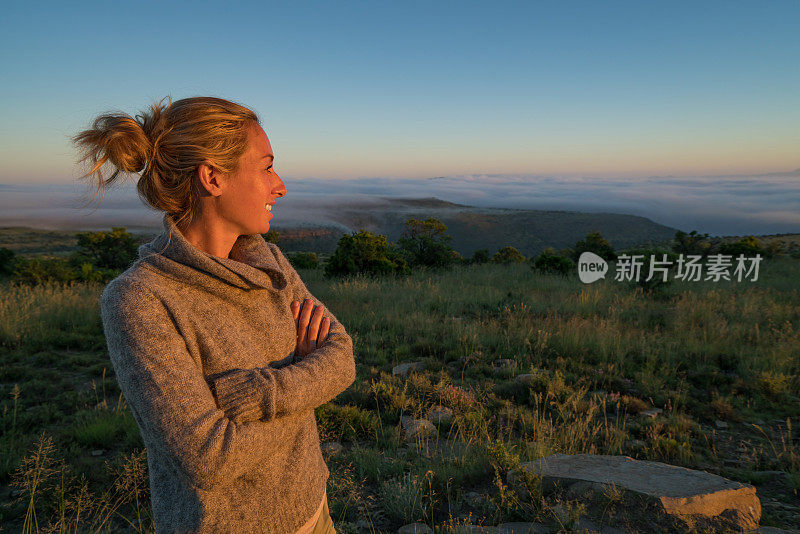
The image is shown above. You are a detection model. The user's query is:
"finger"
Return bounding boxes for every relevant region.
[297,298,314,346]
[291,301,300,329]
[307,306,325,350]
[317,317,330,345]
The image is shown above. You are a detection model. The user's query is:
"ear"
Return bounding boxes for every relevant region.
[196,162,225,197]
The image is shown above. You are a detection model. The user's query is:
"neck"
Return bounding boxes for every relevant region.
[175,211,239,259]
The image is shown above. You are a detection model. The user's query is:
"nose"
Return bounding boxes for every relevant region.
[271,170,287,198]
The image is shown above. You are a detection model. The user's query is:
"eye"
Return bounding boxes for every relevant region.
[265,165,273,173]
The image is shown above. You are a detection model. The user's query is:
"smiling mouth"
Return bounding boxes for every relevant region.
[265,204,272,212]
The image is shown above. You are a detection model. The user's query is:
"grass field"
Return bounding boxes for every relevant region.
[0,258,798,532]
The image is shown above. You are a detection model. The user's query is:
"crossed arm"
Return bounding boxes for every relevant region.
[207,245,356,424]
[100,249,355,492]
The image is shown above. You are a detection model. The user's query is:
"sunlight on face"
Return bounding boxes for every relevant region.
[219,123,287,236]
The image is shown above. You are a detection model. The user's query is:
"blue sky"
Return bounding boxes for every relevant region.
[1,0,798,184]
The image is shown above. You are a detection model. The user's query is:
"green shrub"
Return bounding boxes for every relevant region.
[378,472,424,523]
[492,246,526,264]
[72,227,138,271]
[763,240,784,258]
[671,230,711,257]
[12,257,79,285]
[719,236,765,258]
[470,248,491,264]
[11,257,118,286]
[532,248,574,276]
[324,230,409,277]
[315,403,380,442]
[617,247,679,293]
[286,252,319,269]
[0,247,15,275]
[397,217,457,268]
[573,230,617,262]
[262,230,280,244]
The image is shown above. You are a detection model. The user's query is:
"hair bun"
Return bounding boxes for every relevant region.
[88,113,151,174]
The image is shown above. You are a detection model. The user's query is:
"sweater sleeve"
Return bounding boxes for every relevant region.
[100,278,310,492]
[208,244,356,423]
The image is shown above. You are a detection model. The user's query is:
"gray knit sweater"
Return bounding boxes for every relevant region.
[99,213,356,534]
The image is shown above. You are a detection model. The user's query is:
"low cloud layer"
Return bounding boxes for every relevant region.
[1,170,799,236]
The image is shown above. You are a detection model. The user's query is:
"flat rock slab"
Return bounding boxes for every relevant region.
[516,453,761,530]
[393,361,425,377]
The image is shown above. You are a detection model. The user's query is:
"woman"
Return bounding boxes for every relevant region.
[73,96,353,533]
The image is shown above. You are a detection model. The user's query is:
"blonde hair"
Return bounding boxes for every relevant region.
[72,95,260,229]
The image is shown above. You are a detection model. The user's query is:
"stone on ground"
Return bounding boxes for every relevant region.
[497,522,552,533]
[428,404,454,425]
[320,441,343,455]
[638,408,662,418]
[492,358,517,371]
[397,523,432,534]
[510,453,761,531]
[393,361,425,377]
[399,416,437,441]
[515,374,537,386]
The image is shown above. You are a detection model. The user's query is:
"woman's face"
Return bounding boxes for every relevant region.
[219,123,287,236]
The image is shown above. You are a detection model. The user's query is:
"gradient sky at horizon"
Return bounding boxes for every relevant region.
[1,0,798,185]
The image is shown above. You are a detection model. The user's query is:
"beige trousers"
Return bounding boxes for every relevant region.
[309,494,335,534]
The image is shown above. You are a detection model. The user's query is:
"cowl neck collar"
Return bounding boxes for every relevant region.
[138,213,288,291]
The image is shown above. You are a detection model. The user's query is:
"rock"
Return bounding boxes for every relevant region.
[577,517,599,532]
[639,408,662,419]
[715,420,729,429]
[320,441,343,455]
[755,528,799,534]
[460,351,483,365]
[515,374,538,386]
[393,361,425,377]
[356,519,371,530]
[492,359,517,371]
[400,416,437,441]
[452,526,499,534]
[549,504,578,529]
[625,439,646,450]
[90,449,104,456]
[497,523,551,534]
[397,523,432,534]
[428,404,454,425]
[510,453,761,531]
[574,517,629,533]
[464,490,485,505]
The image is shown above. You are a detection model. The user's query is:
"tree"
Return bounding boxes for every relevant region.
[572,230,616,262]
[671,230,711,257]
[470,249,491,264]
[0,247,15,275]
[532,247,574,276]
[719,236,765,258]
[492,246,526,264]
[397,217,457,268]
[286,252,319,269]
[71,227,138,271]
[621,246,679,294]
[324,230,409,277]
[263,230,280,244]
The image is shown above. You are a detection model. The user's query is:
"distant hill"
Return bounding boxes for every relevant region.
[5,196,797,259]
[273,197,681,256]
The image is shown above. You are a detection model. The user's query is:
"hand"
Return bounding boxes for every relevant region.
[291,298,331,359]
